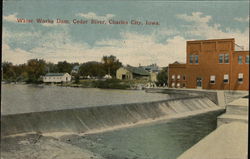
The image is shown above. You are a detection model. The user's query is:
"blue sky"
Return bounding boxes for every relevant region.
[3,0,249,66]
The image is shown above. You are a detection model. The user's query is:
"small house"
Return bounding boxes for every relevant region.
[43,73,71,83]
[71,65,80,74]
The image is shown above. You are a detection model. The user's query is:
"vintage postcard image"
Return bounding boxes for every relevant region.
[1,0,249,159]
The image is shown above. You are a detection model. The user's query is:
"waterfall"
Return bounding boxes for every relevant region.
[1,96,223,136]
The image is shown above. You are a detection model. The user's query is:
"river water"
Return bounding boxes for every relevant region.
[2,84,176,115]
[61,111,221,159]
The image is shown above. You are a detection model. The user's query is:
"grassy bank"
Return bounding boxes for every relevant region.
[59,79,131,89]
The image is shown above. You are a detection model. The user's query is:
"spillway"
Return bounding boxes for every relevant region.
[1,96,224,136]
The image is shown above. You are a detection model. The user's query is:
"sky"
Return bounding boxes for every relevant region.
[2,0,249,67]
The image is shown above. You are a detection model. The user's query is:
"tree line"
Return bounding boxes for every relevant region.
[2,55,122,83]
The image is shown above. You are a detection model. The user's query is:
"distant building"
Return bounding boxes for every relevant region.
[139,63,162,73]
[103,74,112,79]
[116,66,158,82]
[43,73,71,83]
[168,38,249,90]
[116,66,150,80]
[71,65,80,74]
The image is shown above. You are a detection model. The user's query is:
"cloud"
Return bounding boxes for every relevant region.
[2,43,35,64]
[3,12,249,66]
[93,32,186,66]
[76,12,115,21]
[234,17,249,22]
[176,12,211,24]
[3,25,186,66]
[176,12,249,50]
[3,13,18,23]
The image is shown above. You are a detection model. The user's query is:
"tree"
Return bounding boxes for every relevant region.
[101,55,122,77]
[2,62,15,81]
[79,61,106,78]
[57,61,73,74]
[26,59,46,83]
[156,67,168,86]
[45,62,58,73]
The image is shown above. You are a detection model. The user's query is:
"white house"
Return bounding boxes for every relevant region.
[43,73,71,83]
[103,74,112,79]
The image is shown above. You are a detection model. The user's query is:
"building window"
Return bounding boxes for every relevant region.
[195,55,199,64]
[210,75,215,84]
[238,73,243,83]
[172,75,175,80]
[189,55,193,64]
[177,75,180,80]
[182,83,186,87]
[171,82,175,87]
[223,74,229,83]
[246,55,249,64]
[219,54,224,63]
[224,54,229,63]
[238,56,243,64]
[177,83,180,87]
[183,75,186,80]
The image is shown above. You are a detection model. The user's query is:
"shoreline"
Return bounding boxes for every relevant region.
[2,81,162,90]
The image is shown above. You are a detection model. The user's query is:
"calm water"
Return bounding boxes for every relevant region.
[63,111,222,159]
[2,84,175,115]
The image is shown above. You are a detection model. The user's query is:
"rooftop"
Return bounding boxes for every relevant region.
[125,66,150,76]
[187,38,235,43]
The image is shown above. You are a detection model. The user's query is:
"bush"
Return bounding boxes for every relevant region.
[93,79,130,89]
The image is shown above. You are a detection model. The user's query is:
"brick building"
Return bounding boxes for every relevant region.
[168,38,249,90]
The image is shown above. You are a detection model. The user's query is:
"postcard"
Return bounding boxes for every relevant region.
[1,0,249,159]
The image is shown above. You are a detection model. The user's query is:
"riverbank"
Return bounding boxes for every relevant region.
[2,78,158,90]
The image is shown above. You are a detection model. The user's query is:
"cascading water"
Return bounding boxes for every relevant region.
[1,96,223,136]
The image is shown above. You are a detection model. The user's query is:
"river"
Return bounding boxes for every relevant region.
[63,111,220,159]
[2,84,177,115]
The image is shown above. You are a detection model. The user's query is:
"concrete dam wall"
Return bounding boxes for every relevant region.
[1,97,223,136]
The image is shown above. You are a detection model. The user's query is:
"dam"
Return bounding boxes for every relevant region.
[1,84,226,159]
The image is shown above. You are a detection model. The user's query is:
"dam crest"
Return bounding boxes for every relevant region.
[1,96,224,136]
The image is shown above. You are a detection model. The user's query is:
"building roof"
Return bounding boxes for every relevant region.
[187,38,235,43]
[172,61,185,64]
[72,65,80,70]
[125,66,150,76]
[44,73,67,77]
[139,63,162,72]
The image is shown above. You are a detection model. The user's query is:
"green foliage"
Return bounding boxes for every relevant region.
[74,75,80,84]
[2,62,14,81]
[45,62,58,73]
[93,79,130,89]
[26,59,46,83]
[156,67,168,86]
[57,61,74,73]
[79,61,106,78]
[2,55,122,84]
[102,55,122,77]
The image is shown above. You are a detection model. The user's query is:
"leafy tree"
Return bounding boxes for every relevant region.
[26,59,46,83]
[2,62,15,81]
[57,61,73,74]
[102,55,122,77]
[45,62,58,73]
[74,74,80,84]
[79,61,106,78]
[156,67,168,86]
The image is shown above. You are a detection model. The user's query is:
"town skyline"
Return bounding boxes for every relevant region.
[3,0,249,66]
